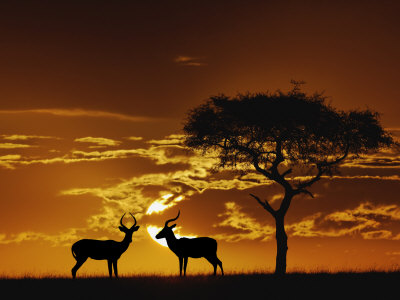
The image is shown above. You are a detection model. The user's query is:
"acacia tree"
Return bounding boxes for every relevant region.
[183,85,395,275]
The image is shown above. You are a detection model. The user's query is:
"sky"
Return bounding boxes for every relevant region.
[0,0,400,276]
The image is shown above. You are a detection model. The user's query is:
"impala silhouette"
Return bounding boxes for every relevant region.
[71,213,140,278]
[156,211,223,276]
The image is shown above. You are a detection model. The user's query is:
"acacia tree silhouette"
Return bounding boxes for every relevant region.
[183,82,395,275]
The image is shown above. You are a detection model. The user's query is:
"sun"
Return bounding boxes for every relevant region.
[145,194,196,247]
[146,225,168,247]
[147,201,169,215]
[146,194,185,215]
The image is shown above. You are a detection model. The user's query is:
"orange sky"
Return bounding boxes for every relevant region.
[0,1,400,276]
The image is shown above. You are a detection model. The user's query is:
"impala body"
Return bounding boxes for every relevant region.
[71,213,140,278]
[156,211,223,276]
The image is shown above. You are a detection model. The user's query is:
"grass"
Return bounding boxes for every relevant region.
[1,272,399,299]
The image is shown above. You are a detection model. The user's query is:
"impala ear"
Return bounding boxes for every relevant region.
[119,226,126,232]
[170,224,176,229]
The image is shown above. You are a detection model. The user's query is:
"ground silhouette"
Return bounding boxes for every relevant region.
[71,213,140,278]
[156,210,223,276]
[1,272,398,300]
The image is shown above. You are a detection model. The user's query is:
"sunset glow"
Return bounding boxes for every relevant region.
[146,194,185,215]
[147,226,169,247]
[0,1,399,277]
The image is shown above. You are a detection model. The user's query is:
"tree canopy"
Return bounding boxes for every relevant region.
[184,88,394,197]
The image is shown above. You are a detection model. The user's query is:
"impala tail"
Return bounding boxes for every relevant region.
[71,247,77,259]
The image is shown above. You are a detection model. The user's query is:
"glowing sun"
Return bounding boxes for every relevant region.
[145,194,196,247]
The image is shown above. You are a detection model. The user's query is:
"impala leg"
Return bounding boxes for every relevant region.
[179,257,183,276]
[205,256,218,276]
[217,257,224,276]
[183,257,188,276]
[113,260,119,278]
[107,260,113,278]
[71,257,87,279]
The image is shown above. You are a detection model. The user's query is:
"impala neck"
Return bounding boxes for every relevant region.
[165,231,178,251]
[119,234,132,252]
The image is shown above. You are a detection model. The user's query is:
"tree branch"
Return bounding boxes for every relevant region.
[296,165,323,191]
[252,158,273,180]
[281,168,293,178]
[268,139,284,172]
[296,189,314,198]
[295,143,350,192]
[320,142,350,167]
[249,193,276,217]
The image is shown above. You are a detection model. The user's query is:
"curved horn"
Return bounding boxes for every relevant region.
[120,213,127,228]
[165,210,180,227]
[129,213,137,227]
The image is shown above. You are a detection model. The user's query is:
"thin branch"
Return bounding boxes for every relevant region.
[281,168,293,178]
[296,143,350,191]
[252,156,273,180]
[321,142,350,167]
[268,139,284,172]
[249,193,276,217]
[297,189,314,198]
[296,165,323,191]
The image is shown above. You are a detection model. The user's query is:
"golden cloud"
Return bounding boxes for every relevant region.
[174,56,206,66]
[74,136,121,147]
[146,194,185,215]
[361,230,393,240]
[0,154,21,169]
[341,150,400,169]
[213,202,275,242]
[0,144,194,168]
[126,136,143,141]
[147,134,185,145]
[0,143,34,149]
[0,228,79,247]
[1,134,57,140]
[288,202,400,239]
[269,193,284,204]
[213,199,400,242]
[288,216,320,237]
[0,108,159,122]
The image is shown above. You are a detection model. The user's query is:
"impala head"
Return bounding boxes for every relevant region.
[119,213,140,243]
[155,210,180,239]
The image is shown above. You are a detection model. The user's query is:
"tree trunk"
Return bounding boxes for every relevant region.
[274,213,288,275]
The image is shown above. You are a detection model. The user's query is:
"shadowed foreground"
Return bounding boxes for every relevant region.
[1,272,398,300]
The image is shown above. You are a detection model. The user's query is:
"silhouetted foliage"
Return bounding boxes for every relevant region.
[71,213,140,278]
[183,83,395,275]
[156,211,223,276]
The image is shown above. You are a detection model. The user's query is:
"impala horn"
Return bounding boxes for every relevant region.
[120,213,127,229]
[129,213,137,227]
[165,210,180,227]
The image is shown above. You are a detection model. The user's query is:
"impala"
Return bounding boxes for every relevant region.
[71,213,140,278]
[156,211,223,276]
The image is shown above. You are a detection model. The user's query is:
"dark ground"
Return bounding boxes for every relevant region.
[1,272,398,300]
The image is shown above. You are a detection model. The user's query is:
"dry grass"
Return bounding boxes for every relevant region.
[1,272,399,299]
